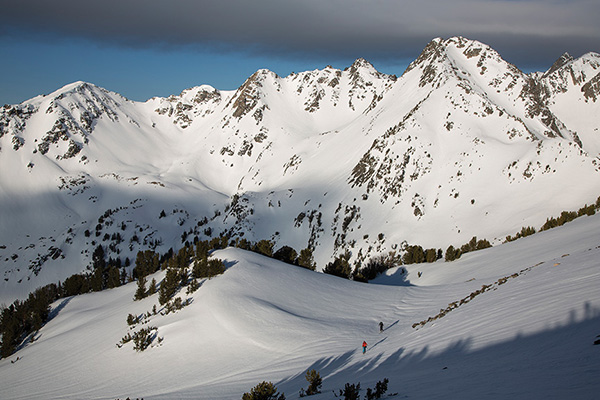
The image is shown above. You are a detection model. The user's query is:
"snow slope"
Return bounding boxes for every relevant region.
[0,213,598,399]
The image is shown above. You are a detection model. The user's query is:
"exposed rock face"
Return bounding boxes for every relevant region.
[544,52,574,77]
[582,72,600,102]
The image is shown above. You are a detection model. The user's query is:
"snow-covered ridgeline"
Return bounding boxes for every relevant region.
[0,36,599,303]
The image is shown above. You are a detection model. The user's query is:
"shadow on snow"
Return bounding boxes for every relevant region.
[277,305,600,400]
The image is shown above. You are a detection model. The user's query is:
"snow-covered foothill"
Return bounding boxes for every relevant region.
[0,213,598,399]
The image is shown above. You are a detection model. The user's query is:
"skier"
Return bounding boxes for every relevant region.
[362,340,368,354]
[379,321,384,332]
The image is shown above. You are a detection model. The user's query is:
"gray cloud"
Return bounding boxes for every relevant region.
[2,0,599,69]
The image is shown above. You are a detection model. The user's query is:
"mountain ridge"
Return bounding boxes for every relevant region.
[1,36,599,304]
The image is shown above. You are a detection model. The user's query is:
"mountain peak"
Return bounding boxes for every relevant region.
[421,36,487,53]
[39,81,131,109]
[344,58,379,80]
[403,38,447,75]
[545,52,575,76]
[406,36,492,67]
[348,57,375,70]
[226,69,278,119]
[51,81,98,97]
[402,36,521,86]
[249,68,281,83]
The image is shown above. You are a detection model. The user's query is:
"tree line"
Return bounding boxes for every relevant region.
[242,369,391,400]
[0,235,230,358]
[3,196,599,358]
[0,234,316,358]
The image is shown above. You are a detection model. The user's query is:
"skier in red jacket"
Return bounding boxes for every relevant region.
[362,341,368,354]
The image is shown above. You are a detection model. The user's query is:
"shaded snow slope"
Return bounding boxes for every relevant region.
[1,36,600,304]
[0,214,599,399]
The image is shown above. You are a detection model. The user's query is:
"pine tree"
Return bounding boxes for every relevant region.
[159,268,180,305]
[355,252,400,281]
[193,257,225,279]
[338,383,360,400]
[366,378,389,400]
[62,274,90,296]
[235,238,252,250]
[445,245,461,262]
[297,247,316,270]
[120,268,128,285]
[148,278,157,295]
[242,381,286,400]
[323,251,352,279]
[402,245,424,264]
[0,304,19,357]
[273,245,298,265]
[134,250,159,279]
[196,240,210,260]
[300,369,322,396]
[187,279,200,294]
[174,246,192,269]
[425,248,437,263]
[134,276,147,301]
[92,244,106,270]
[254,239,274,257]
[106,265,121,289]
[90,267,104,292]
[206,258,226,278]
[192,257,207,279]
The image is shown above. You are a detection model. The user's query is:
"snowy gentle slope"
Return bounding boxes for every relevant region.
[1,214,599,399]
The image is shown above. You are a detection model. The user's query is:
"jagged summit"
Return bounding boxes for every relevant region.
[404,36,521,80]
[545,52,574,77]
[346,57,377,72]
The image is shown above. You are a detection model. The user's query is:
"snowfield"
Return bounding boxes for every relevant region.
[0,213,599,399]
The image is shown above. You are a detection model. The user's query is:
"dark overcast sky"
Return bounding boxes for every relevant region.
[1,0,598,104]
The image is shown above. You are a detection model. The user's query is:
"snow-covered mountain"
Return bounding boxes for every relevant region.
[1,36,600,303]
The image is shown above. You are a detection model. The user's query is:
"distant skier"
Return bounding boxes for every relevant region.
[379,321,384,332]
[362,340,368,354]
